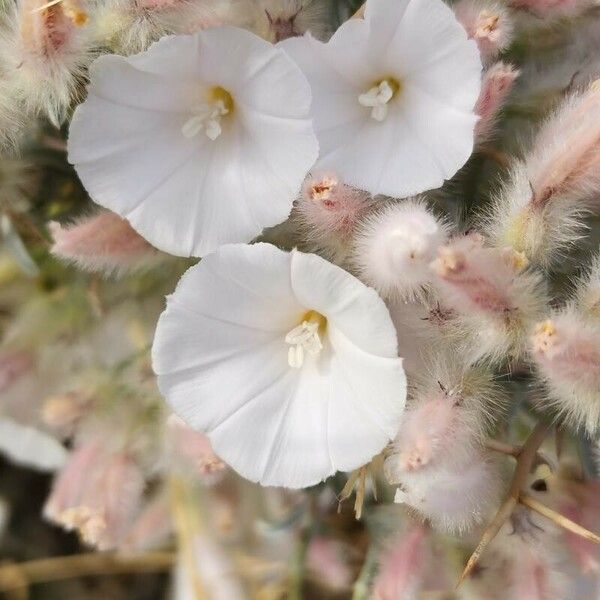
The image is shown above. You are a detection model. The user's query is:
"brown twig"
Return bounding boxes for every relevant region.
[485,438,555,470]
[458,421,552,586]
[485,439,520,457]
[0,552,175,592]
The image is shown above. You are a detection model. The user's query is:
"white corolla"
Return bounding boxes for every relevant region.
[281,0,482,198]
[68,27,319,257]
[152,243,407,488]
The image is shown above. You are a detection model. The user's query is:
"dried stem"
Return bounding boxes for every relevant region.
[520,493,600,544]
[0,552,175,592]
[458,421,552,586]
[338,466,368,519]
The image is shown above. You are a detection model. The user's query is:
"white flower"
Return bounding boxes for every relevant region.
[152,243,406,488]
[280,0,481,198]
[68,28,319,258]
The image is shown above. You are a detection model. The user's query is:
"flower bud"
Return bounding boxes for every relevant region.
[49,211,163,275]
[454,0,514,65]
[352,199,447,300]
[296,172,372,263]
[2,0,93,126]
[475,62,520,143]
[531,310,600,434]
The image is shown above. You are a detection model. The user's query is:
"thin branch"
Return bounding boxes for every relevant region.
[456,496,518,588]
[520,493,600,544]
[485,439,520,457]
[458,421,552,586]
[0,552,175,592]
[485,438,555,469]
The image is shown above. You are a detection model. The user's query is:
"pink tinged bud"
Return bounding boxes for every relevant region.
[167,415,225,477]
[297,173,372,261]
[391,393,469,473]
[392,453,502,533]
[12,0,91,125]
[49,211,163,275]
[431,237,546,362]
[44,439,145,550]
[528,83,600,208]
[352,200,447,301]
[43,437,103,523]
[0,350,32,393]
[454,0,514,65]
[475,62,520,143]
[370,526,429,600]
[306,537,352,591]
[431,236,527,315]
[531,311,600,434]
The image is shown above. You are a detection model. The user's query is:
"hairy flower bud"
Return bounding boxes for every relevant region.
[475,62,520,143]
[49,211,164,275]
[44,438,145,549]
[1,0,93,126]
[431,235,546,363]
[454,0,514,65]
[296,172,372,263]
[385,358,504,533]
[352,199,447,300]
[485,83,600,267]
[531,310,600,434]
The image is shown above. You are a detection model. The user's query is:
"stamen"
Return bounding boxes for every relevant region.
[182,87,233,141]
[285,312,326,368]
[358,78,400,122]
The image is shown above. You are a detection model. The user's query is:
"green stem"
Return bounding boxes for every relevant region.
[352,545,378,600]
[288,526,312,600]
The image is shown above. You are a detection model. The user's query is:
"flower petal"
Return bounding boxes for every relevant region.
[153,244,406,488]
[326,326,406,470]
[280,0,481,198]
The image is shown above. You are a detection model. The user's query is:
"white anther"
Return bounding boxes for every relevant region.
[285,319,323,368]
[182,99,229,140]
[358,80,395,122]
